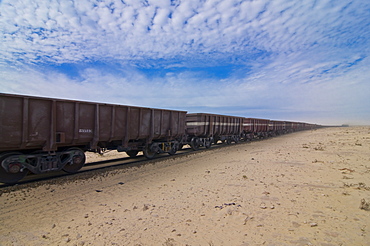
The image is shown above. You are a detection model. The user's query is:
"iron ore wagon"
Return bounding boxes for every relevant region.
[268,120,287,136]
[0,93,186,183]
[242,118,270,140]
[185,113,244,150]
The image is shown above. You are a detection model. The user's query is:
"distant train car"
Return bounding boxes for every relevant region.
[0,93,186,183]
[243,118,270,139]
[185,113,244,150]
[292,122,299,131]
[268,120,287,135]
[284,121,294,133]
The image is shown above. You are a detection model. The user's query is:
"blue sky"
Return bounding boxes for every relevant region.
[1,0,369,125]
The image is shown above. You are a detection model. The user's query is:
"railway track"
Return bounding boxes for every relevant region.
[1,93,320,190]
[0,143,238,192]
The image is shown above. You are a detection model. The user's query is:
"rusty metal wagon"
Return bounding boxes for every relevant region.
[0,93,186,183]
[185,113,244,150]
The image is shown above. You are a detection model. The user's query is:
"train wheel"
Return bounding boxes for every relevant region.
[190,138,200,151]
[168,143,178,155]
[205,140,211,149]
[234,137,240,143]
[62,148,86,173]
[143,145,156,159]
[0,152,28,184]
[126,150,139,157]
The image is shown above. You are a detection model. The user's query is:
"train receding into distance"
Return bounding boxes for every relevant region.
[0,93,321,184]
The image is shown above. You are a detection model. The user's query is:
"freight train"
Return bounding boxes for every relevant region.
[0,93,320,184]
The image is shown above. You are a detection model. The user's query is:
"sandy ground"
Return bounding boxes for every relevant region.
[0,127,369,246]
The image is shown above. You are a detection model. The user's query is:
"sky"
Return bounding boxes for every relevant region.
[1,0,369,126]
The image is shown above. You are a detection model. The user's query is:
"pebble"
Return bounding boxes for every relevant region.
[310,223,318,227]
[360,198,370,211]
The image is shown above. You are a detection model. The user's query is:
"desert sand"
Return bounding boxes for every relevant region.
[0,126,369,246]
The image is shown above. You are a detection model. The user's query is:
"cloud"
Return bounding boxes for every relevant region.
[0,0,369,125]
[2,0,368,66]
[2,50,369,126]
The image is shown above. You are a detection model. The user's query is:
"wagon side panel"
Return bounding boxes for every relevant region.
[186,113,206,136]
[158,110,170,138]
[76,103,95,144]
[0,95,24,151]
[169,111,186,138]
[243,118,253,133]
[113,106,127,139]
[55,101,75,146]
[98,105,114,142]
[26,98,53,149]
[128,107,141,140]
[139,108,151,140]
